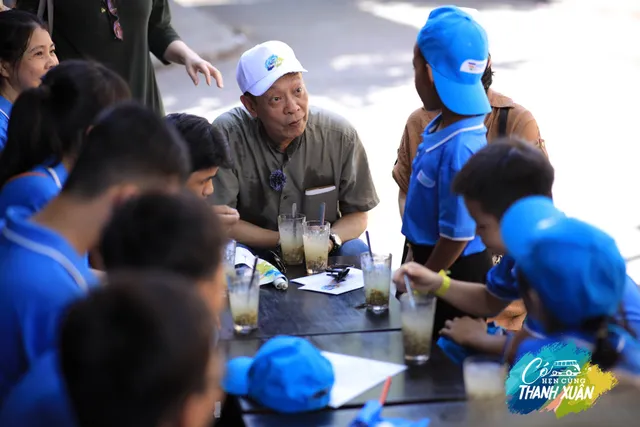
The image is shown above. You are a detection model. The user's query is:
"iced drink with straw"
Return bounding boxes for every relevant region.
[227,263,260,334]
[278,212,305,265]
[360,252,392,313]
[400,293,436,364]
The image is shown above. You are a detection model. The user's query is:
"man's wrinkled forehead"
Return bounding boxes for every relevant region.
[263,72,303,96]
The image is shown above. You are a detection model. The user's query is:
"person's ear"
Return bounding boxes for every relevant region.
[108,184,140,208]
[240,94,258,118]
[426,63,435,88]
[0,60,11,79]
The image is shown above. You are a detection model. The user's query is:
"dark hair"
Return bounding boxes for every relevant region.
[452,138,554,219]
[0,60,131,187]
[481,58,493,91]
[100,191,225,281]
[165,113,233,171]
[0,10,47,89]
[62,102,191,198]
[517,270,620,370]
[60,270,214,427]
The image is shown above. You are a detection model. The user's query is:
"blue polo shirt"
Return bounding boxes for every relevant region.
[0,351,77,427]
[402,114,487,257]
[0,162,69,220]
[486,257,640,338]
[0,95,11,151]
[0,207,97,404]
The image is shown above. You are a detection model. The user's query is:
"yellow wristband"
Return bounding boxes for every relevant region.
[435,270,451,297]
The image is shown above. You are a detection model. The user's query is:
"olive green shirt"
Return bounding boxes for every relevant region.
[17,0,179,116]
[212,106,379,231]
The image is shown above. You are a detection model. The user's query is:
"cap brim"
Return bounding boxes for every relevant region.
[247,64,308,97]
[221,356,253,395]
[432,68,491,116]
[500,196,564,261]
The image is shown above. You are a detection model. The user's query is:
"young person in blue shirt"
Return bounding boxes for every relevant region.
[394,139,640,363]
[401,5,494,336]
[165,113,240,230]
[0,192,227,427]
[0,103,190,404]
[0,60,130,219]
[0,272,221,427]
[502,196,640,377]
[0,10,58,150]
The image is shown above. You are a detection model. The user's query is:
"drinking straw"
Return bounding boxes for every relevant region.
[319,202,326,225]
[379,377,392,405]
[403,274,417,310]
[291,203,297,239]
[365,230,373,258]
[248,257,259,303]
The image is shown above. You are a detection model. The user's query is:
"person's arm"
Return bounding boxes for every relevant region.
[229,220,279,249]
[149,0,223,87]
[392,124,413,218]
[439,317,508,356]
[335,127,379,233]
[393,262,509,318]
[330,211,367,250]
[427,153,476,272]
[398,189,407,218]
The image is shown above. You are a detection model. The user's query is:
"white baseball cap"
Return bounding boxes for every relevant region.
[236,41,308,96]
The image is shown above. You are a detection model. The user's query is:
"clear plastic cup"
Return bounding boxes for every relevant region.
[227,266,260,335]
[400,293,437,365]
[463,356,507,400]
[302,220,330,274]
[360,252,392,313]
[278,213,306,265]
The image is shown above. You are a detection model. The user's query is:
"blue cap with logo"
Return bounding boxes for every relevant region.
[501,196,627,329]
[417,5,490,116]
[222,335,335,413]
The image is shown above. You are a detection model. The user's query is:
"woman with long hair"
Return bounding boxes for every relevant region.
[0,9,58,149]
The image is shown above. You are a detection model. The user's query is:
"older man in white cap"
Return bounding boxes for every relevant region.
[212,41,378,261]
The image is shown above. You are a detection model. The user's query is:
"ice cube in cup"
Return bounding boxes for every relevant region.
[360,252,392,313]
[400,293,436,365]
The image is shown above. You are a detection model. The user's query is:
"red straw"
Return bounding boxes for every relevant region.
[379,377,392,405]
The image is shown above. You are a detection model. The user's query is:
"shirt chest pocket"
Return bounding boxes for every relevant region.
[415,152,440,189]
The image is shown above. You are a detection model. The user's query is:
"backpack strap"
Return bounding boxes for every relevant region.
[497,107,509,138]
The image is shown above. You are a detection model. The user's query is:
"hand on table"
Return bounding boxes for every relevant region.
[392,262,443,293]
[212,205,240,230]
[184,55,224,88]
[439,317,488,347]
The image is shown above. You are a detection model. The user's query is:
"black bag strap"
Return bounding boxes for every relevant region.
[497,107,509,138]
[37,0,53,36]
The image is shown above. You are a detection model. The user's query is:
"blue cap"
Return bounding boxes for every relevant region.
[501,196,627,329]
[417,6,490,115]
[222,336,335,413]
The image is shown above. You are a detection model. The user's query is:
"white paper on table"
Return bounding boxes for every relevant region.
[292,268,364,295]
[320,351,407,408]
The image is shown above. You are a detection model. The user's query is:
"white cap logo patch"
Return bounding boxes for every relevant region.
[460,59,487,74]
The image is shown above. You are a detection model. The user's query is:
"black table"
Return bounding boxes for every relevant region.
[219,330,465,414]
[219,257,402,340]
[242,401,467,427]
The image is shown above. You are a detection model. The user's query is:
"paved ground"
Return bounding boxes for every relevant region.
[158,0,640,275]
